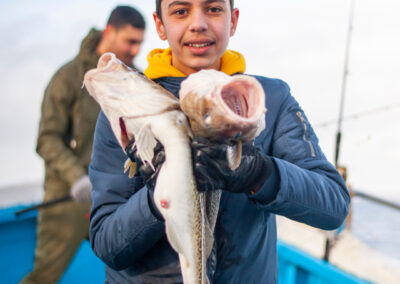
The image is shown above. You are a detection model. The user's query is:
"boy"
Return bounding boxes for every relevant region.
[89,0,350,283]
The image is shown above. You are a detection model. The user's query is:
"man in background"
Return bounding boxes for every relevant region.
[21,6,145,284]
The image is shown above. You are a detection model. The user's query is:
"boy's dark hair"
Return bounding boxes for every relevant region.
[107,6,146,30]
[155,0,234,20]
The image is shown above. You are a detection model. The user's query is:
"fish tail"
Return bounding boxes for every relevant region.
[227,141,242,170]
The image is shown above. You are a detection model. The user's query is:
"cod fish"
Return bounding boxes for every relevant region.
[83,52,266,284]
[180,69,266,167]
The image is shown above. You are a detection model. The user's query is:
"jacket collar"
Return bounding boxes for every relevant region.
[144,48,246,79]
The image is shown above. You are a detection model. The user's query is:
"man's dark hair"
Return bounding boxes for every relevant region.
[107,6,146,29]
[155,0,234,20]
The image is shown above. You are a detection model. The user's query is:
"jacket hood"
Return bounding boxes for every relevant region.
[144,48,246,79]
[77,28,102,64]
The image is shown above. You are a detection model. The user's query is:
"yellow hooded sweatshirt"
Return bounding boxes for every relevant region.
[144,48,246,80]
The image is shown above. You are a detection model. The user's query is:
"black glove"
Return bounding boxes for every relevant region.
[125,138,165,220]
[192,136,274,194]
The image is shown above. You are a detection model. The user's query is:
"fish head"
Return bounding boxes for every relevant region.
[83,53,139,149]
[83,53,134,100]
[180,70,266,142]
[84,52,181,152]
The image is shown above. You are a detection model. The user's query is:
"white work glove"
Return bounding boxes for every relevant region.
[70,175,92,203]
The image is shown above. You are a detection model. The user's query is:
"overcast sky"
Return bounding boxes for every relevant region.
[0,0,399,201]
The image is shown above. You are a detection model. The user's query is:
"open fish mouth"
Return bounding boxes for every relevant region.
[97,52,132,72]
[180,69,266,142]
[98,53,112,68]
[220,80,254,118]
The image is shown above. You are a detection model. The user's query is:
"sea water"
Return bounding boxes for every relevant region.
[351,196,400,261]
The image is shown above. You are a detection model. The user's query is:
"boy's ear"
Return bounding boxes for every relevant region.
[230,8,240,37]
[153,12,167,40]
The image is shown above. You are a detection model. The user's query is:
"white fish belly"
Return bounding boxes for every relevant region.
[145,111,204,283]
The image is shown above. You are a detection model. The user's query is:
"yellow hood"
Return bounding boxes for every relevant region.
[144,48,246,79]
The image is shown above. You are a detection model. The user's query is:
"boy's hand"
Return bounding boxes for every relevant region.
[192,136,274,194]
[125,138,165,190]
[125,138,165,221]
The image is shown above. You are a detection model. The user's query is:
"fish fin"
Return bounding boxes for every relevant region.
[129,163,136,178]
[199,192,207,284]
[124,159,136,178]
[200,191,219,283]
[203,190,221,260]
[187,127,194,139]
[135,124,157,171]
[123,159,131,173]
[204,190,221,234]
[226,141,242,170]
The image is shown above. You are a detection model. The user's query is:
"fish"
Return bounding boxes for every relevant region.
[83,52,266,284]
[179,69,266,169]
[84,52,209,284]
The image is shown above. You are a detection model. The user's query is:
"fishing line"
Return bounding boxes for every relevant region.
[314,103,400,129]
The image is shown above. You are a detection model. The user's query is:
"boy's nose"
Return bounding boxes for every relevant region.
[189,11,208,32]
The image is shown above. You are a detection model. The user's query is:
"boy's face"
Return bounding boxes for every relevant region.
[154,0,239,75]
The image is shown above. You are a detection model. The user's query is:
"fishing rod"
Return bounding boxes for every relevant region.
[14,195,72,216]
[324,0,356,262]
[335,0,355,168]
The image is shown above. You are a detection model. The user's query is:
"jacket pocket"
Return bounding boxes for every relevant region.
[296,111,316,158]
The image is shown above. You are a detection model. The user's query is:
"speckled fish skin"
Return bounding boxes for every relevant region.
[84,53,210,284]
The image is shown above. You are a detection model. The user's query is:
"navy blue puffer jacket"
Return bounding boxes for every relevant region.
[89,75,350,283]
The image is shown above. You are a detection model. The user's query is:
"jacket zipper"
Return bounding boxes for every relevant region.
[296,111,316,157]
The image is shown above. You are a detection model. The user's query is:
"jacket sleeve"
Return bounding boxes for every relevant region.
[36,68,86,185]
[89,111,165,270]
[250,79,350,230]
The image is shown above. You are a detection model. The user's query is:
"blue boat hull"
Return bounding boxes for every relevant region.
[0,204,369,284]
[0,205,104,284]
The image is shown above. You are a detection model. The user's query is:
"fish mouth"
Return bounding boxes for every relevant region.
[83,53,116,86]
[97,52,131,72]
[220,80,254,118]
[98,53,114,69]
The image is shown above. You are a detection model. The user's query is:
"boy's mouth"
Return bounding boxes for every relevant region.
[186,42,213,48]
[184,40,215,54]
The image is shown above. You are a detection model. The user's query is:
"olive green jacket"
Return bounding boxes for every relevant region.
[37,29,101,198]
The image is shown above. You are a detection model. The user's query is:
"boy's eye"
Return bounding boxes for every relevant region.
[173,8,188,16]
[207,6,223,14]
